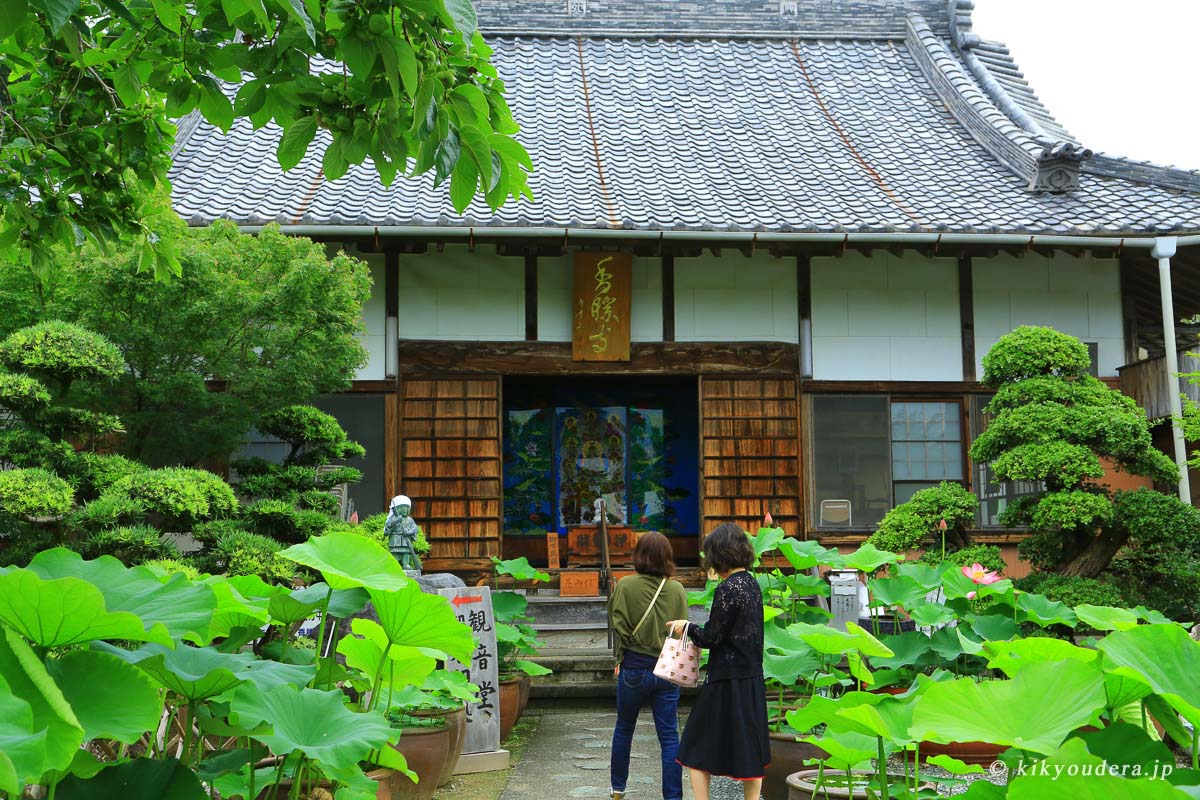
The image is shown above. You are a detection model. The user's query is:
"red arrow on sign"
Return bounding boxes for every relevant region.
[451,595,483,607]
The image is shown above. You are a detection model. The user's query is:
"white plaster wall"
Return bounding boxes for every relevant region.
[973,254,1124,377]
[396,245,525,341]
[538,255,662,342]
[354,252,387,381]
[811,253,961,381]
[674,252,798,342]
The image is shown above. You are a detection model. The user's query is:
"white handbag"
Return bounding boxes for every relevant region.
[654,622,701,688]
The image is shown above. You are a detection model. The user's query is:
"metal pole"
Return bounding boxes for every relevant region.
[1153,237,1193,504]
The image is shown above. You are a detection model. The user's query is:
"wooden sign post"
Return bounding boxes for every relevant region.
[572,252,632,361]
[439,586,509,771]
[546,531,560,570]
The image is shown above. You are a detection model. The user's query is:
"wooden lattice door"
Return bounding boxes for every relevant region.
[700,376,802,536]
[398,377,502,559]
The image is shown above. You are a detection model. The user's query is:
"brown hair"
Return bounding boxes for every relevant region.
[633,531,676,578]
[702,523,755,575]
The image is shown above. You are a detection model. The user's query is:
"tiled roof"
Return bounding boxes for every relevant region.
[167,2,1200,236]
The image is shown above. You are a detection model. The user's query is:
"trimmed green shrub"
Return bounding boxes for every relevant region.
[81,525,179,565]
[0,371,51,412]
[63,451,148,498]
[0,320,124,389]
[1108,488,1200,621]
[868,482,978,555]
[1014,572,1126,609]
[258,405,365,467]
[298,489,339,516]
[67,492,146,532]
[109,466,237,527]
[0,468,74,518]
[918,544,1006,574]
[197,528,296,585]
[192,517,252,546]
[142,558,203,581]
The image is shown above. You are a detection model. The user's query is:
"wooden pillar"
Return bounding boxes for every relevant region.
[1119,256,1141,365]
[958,254,977,382]
[524,254,538,342]
[384,390,399,505]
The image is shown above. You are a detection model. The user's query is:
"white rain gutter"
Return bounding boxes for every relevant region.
[239,224,1199,502]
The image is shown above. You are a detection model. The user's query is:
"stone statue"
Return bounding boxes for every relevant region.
[385,494,422,573]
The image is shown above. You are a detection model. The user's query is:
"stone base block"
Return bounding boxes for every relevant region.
[453,749,511,774]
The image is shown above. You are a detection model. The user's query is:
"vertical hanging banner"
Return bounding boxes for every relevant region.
[573,252,633,361]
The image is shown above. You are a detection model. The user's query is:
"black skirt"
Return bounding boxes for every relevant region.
[677,675,771,780]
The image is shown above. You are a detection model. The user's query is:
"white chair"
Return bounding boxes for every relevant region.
[820,499,852,527]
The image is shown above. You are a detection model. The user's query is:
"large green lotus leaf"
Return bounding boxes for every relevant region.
[751,527,785,560]
[1007,737,1192,800]
[799,729,876,771]
[0,628,82,780]
[873,631,936,670]
[785,691,884,734]
[941,566,1014,603]
[222,574,289,600]
[925,755,984,775]
[1075,722,1178,778]
[928,626,983,661]
[231,683,392,773]
[910,660,1106,755]
[777,538,844,571]
[1097,624,1200,728]
[491,590,529,624]
[268,585,328,626]
[786,621,893,658]
[239,659,317,692]
[280,532,410,591]
[25,549,216,644]
[764,622,805,654]
[368,582,475,663]
[970,613,1021,642]
[54,757,208,800]
[1132,606,1177,626]
[842,543,901,573]
[1076,604,1141,632]
[983,637,1098,677]
[328,586,371,618]
[894,561,952,591]
[907,602,958,628]
[868,576,930,610]
[764,650,822,687]
[46,649,162,744]
[0,674,47,794]
[206,580,270,642]
[125,644,255,701]
[832,696,916,744]
[1017,592,1078,628]
[1104,672,1154,710]
[338,630,436,694]
[0,570,171,647]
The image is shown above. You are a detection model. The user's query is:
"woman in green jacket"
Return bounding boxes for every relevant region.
[607,532,689,800]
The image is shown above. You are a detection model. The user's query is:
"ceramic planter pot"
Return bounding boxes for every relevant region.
[518,673,532,713]
[919,740,1005,766]
[786,769,932,800]
[386,720,453,800]
[408,704,467,787]
[763,734,825,800]
[499,675,523,741]
[255,769,393,800]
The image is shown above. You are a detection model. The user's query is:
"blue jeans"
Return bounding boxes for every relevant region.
[611,661,682,800]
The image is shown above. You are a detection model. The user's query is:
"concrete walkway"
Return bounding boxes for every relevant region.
[500,707,743,800]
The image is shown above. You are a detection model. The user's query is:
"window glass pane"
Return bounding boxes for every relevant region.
[889,401,963,484]
[813,395,890,528]
[895,481,940,506]
[313,394,387,518]
[970,395,1039,527]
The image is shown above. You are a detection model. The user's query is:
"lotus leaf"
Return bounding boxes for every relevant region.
[764,650,822,686]
[751,527,785,560]
[785,691,884,734]
[926,755,984,775]
[799,729,876,771]
[832,696,916,744]
[118,643,255,701]
[25,549,216,644]
[1097,624,1200,728]
[327,587,371,618]
[55,757,208,800]
[777,538,844,571]
[842,543,901,573]
[0,628,83,781]
[1007,738,1192,799]
[512,659,552,677]
[774,571,829,598]
[0,675,47,795]
[1074,722,1178,778]
[907,602,958,628]
[786,621,894,658]
[1076,604,1141,632]
[280,532,410,591]
[873,631,937,670]
[983,637,1097,677]
[0,570,171,647]
[368,582,475,663]
[1016,592,1078,628]
[491,556,550,583]
[894,561,952,591]
[941,566,1013,602]
[46,649,163,744]
[491,590,529,623]
[868,576,931,610]
[338,626,436,695]
[910,660,1106,755]
[206,580,270,642]
[268,586,328,626]
[970,613,1021,642]
[928,626,984,661]
[231,683,392,773]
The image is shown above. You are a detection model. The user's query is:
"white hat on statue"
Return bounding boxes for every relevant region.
[390,495,412,509]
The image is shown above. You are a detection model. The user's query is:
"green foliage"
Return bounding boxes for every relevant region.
[351,512,429,555]
[918,544,1006,574]
[1108,489,1200,622]
[868,482,978,555]
[298,490,339,516]
[62,452,147,499]
[0,467,74,518]
[247,500,331,543]
[0,321,123,391]
[109,467,236,528]
[195,529,296,586]
[0,0,529,279]
[80,525,178,566]
[0,371,50,412]
[259,405,366,467]
[1015,573,1127,610]
[970,327,1180,577]
[67,492,146,532]
[141,558,202,582]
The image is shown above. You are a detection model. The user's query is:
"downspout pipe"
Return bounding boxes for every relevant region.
[1153,236,1194,504]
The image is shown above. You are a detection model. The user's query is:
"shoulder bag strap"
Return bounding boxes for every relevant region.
[629,577,668,640]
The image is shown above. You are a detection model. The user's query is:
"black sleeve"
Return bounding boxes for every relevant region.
[687,580,737,650]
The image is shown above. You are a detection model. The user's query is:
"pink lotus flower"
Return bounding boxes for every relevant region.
[962,563,1002,585]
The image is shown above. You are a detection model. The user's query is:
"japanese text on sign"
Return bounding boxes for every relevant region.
[572,252,632,362]
[439,586,501,755]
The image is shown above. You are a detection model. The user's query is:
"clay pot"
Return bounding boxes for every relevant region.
[786,770,933,800]
[518,673,531,713]
[255,770,393,800]
[409,704,467,787]
[919,740,1005,766]
[499,675,523,742]
[763,734,825,800]
[386,720,453,800]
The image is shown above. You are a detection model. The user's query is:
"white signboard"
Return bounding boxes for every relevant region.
[439,586,501,755]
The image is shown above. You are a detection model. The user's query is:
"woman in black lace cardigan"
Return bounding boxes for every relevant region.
[667,523,769,800]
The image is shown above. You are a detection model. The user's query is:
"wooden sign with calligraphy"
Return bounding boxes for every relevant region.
[546,531,561,570]
[559,570,600,597]
[438,586,501,755]
[572,252,632,361]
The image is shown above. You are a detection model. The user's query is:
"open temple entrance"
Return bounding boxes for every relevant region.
[500,376,701,567]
